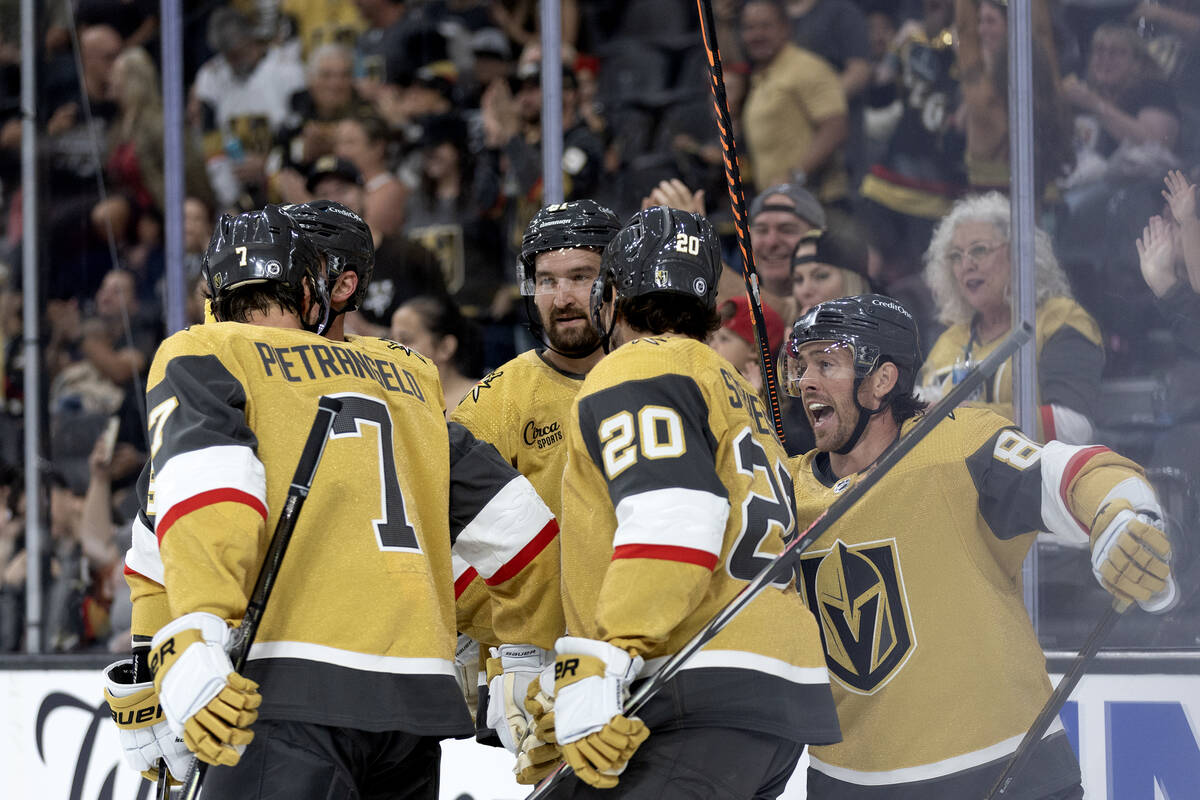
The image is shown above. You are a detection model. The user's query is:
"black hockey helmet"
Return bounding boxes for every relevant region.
[589,206,721,351]
[518,199,620,296]
[782,294,922,453]
[281,200,375,313]
[203,204,328,330]
[518,199,619,358]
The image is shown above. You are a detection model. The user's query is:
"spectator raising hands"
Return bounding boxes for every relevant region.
[1163,169,1200,292]
[1136,214,1182,298]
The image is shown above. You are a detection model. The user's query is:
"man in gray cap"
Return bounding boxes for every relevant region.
[717,181,826,320]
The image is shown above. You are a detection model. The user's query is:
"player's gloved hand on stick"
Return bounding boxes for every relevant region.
[553,636,649,789]
[104,658,192,783]
[150,612,262,767]
[1090,499,1178,613]
[486,643,553,753]
[514,665,561,784]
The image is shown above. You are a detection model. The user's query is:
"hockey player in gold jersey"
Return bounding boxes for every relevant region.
[547,207,840,796]
[449,200,620,780]
[105,205,562,797]
[782,294,1177,799]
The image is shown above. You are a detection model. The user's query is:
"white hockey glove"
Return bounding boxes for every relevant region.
[103,659,192,784]
[454,634,482,714]
[514,665,561,785]
[150,612,261,767]
[486,644,553,753]
[1091,500,1178,613]
[553,636,648,789]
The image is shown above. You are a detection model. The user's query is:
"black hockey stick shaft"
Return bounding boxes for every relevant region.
[526,323,1035,799]
[985,599,1130,799]
[178,396,343,800]
[694,0,787,444]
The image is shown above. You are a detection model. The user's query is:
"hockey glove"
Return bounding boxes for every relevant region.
[553,636,648,789]
[514,665,561,784]
[524,665,557,744]
[103,659,191,783]
[1091,500,1178,613]
[486,644,553,753]
[150,612,262,767]
[454,634,482,715]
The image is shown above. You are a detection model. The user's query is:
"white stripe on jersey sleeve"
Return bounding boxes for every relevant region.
[451,552,473,582]
[247,640,457,677]
[612,487,730,557]
[642,649,829,685]
[154,444,267,534]
[124,514,164,584]
[1038,440,1094,545]
[453,475,555,581]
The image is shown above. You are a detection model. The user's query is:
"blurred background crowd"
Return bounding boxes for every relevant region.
[0,0,1197,654]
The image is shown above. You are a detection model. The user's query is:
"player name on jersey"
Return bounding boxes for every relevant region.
[252,338,426,399]
[719,367,774,436]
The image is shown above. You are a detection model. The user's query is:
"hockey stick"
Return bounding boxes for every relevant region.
[125,646,171,800]
[525,322,1035,799]
[175,395,343,800]
[984,598,1130,799]
[694,0,787,444]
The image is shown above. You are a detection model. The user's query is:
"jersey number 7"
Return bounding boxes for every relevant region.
[327,393,421,552]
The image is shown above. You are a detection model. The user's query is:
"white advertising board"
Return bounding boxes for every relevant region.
[3,668,1197,799]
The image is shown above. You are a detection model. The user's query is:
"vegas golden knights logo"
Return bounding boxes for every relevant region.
[410,224,466,294]
[799,538,914,694]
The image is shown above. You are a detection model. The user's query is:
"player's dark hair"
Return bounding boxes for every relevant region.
[212,281,305,324]
[615,293,721,341]
[886,365,927,424]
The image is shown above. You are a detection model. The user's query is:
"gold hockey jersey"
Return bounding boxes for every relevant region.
[124,324,559,735]
[449,349,579,647]
[561,335,840,744]
[793,406,1151,799]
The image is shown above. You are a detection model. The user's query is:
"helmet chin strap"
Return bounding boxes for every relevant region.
[834,378,891,455]
[306,276,333,335]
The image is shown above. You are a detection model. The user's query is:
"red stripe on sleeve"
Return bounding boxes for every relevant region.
[156,488,268,542]
[483,519,560,586]
[1059,445,1110,532]
[1040,404,1056,443]
[612,543,719,571]
[455,567,479,599]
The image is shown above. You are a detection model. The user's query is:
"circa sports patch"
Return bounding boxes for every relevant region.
[799,538,915,695]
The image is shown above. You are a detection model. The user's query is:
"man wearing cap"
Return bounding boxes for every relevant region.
[717,182,826,320]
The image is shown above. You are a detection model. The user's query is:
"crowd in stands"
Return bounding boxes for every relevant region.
[0,0,1197,653]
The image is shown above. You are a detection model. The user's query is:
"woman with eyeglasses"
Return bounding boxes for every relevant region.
[918,192,1104,444]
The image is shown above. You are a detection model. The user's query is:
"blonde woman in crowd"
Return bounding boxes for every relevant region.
[919,192,1103,443]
